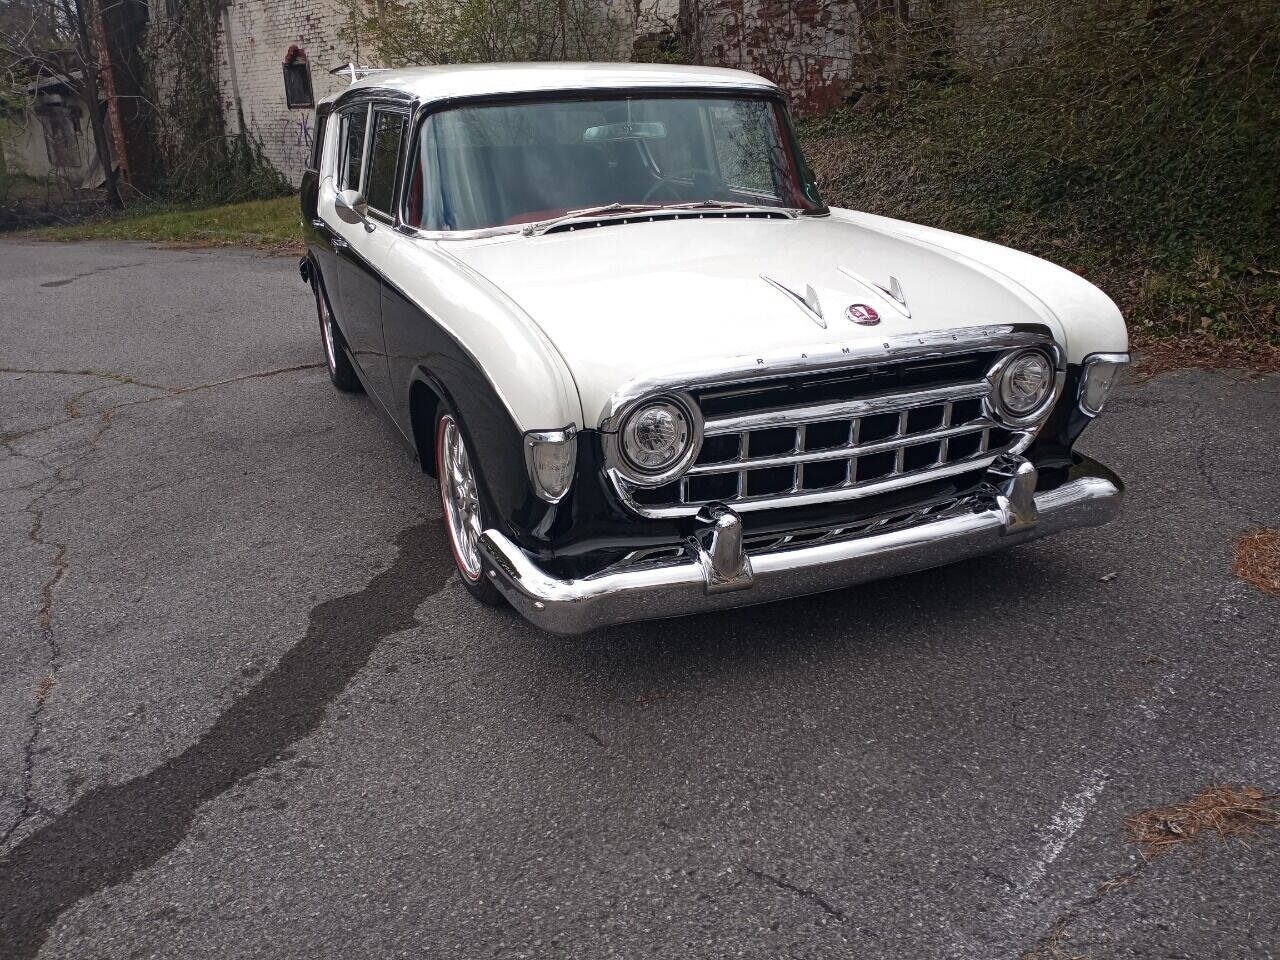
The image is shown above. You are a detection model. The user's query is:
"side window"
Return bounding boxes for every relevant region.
[366,110,408,218]
[338,106,368,191]
[309,112,328,172]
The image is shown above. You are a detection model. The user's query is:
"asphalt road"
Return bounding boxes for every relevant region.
[1,240,1277,960]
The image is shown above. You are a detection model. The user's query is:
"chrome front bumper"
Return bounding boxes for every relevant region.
[478,455,1123,635]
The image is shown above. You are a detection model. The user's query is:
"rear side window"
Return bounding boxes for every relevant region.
[338,106,368,191]
[366,110,408,218]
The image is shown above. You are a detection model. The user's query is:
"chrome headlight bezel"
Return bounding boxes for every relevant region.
[1078,352,1130,417]
[985,347,1064,428]
[605,392,703,488]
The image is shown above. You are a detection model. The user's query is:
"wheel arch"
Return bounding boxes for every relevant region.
[408,370,444,477]
[305,256,339,327]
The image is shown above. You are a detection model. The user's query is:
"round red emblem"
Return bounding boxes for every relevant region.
[846,303,881,325]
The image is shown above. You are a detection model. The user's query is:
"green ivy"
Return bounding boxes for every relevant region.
[798,0,1280,344]
[145,0,292,205]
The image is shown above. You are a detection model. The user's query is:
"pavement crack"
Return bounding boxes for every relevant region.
[0,521,453,960]
[1022,866,1145,960]
[63,382,118,420]
[171,363,326,396]
[0,358,328,849]
[1,494,71,849]
[1,363,324,448]
[0,367,178,393]
[1185,383,1265,526]
[744,865,847,923]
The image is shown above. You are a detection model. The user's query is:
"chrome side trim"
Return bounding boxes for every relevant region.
[478,455,1124,635]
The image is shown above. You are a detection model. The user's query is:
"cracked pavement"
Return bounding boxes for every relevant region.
[1,240,1278,959]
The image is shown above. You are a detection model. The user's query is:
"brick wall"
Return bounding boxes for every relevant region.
[700,0,859,114]
[193,0,1004,184]
[208,0,356,184]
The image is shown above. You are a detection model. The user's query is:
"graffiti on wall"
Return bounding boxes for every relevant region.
[258,112,314,179]
[703,0,856,114]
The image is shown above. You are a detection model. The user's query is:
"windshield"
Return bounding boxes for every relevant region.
[404,94,823,232]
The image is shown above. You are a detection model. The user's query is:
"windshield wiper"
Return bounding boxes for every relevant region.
[662,200,758,211]
[520,200,802,237]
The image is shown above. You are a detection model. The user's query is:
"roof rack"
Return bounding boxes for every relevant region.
[330,63,393,85]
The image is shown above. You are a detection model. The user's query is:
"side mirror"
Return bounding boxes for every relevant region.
[335,188,373,231]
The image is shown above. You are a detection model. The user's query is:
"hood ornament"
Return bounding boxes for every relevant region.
[760,274,826,329]
[837,266,911,319]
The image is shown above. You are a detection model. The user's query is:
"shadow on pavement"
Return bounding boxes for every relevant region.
[0,521,452,960]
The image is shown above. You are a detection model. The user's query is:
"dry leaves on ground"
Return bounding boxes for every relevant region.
[1235,529,1280,595]
[1130,336,1280,380]
[1127,785,1280,856]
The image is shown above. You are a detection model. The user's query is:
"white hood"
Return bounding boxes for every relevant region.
[441,213,1114,428]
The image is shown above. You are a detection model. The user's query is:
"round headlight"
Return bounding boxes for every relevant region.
[998,350,1054,417]
[621,400,692,475]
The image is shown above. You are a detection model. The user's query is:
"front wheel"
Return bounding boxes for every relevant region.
[436,408,506,606]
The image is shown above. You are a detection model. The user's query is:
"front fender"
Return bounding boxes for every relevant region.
[378,244,587,555]
[381,238,582,434]
[830,207,1128,364]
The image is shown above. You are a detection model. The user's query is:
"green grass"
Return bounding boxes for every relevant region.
[30,195,303,250]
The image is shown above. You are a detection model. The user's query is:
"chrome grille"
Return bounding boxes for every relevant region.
[622,379,1027,517]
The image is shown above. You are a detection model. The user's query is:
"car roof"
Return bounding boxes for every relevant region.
[321,62,778,108]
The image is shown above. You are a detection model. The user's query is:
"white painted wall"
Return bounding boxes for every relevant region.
[0,90,103,190]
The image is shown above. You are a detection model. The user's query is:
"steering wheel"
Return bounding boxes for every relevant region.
[642,168,722,204]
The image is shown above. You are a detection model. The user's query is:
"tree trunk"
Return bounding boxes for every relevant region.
[677,0,703,64]
[63,0,123,209]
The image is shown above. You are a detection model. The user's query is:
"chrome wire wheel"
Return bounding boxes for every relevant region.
[317,290,337,374]
[437,414,484,582]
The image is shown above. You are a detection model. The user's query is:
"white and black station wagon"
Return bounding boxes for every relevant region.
[299,63,1129,634]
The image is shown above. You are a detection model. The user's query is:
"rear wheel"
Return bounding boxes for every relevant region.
[436,408,505,606]
[315,282,360,392]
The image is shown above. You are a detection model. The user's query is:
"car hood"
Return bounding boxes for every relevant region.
[441,214,1068,428]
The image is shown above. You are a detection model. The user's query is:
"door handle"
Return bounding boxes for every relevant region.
[331,235,350,251]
